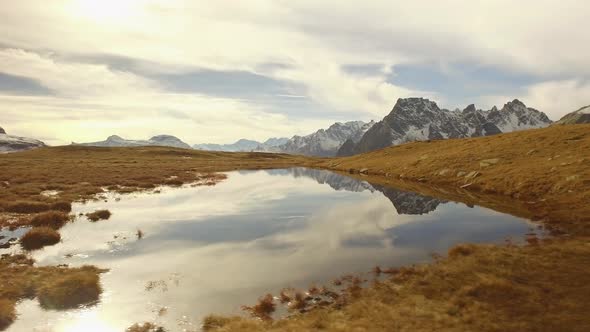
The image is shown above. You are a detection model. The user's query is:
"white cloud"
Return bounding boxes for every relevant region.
[0,0,589,141]
[483,80,590,121]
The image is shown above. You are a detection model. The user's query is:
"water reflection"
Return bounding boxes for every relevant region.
[7,168,538,332]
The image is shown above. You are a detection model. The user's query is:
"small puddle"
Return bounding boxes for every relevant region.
[5,168,544,331]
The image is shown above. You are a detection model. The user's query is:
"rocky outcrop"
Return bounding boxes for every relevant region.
[348,98,552,155]
[555,105,590,125]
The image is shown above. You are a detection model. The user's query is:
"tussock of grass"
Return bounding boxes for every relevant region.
[241,294,276,321]
[0,255,106,330]
[86,209,111,222]
[20,227,61,250]
[202,316,245,331]
[0,299,16,331]
[38,271,102,310]
[126,322,166,332]
[30,211,70,229]
[50,201,72,212]
[4,201,52,213]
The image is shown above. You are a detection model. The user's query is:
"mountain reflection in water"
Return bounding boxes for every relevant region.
[5,168,538,332]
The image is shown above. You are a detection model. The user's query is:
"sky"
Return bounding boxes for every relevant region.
[0,0,589,146]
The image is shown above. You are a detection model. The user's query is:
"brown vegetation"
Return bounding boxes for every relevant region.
[30,211,70,229]
[1,125,589,331]
[241,294,276,321]
[205,238,590,331]
[20,227,61,250]
[0,299,15,331]
[126,323,166,332]
[0,146,308,229]
[86,209,112,222]
[0,254,105,330]
[37,272,102,309]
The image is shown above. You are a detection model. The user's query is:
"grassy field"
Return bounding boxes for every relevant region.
[0,124,589,331]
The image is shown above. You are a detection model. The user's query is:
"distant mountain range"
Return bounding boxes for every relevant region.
[8,97,576,155]
[192,121,375,157]
[279,121,375,157]
[555,105,590,125]
[338,98,552,156]
[73,135,192,149]
[0,125,46,153]
[193,138,288,152]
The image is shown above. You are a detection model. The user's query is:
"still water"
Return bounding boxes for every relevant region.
[6,168,541,332]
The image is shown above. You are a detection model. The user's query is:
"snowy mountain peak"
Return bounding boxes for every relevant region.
[281,120,375,157]
[345,97,552,155]
[0,126,5,134]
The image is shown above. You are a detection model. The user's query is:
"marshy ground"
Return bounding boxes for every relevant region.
[0,124,589,331]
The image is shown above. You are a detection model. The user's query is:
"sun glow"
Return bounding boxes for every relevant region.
[59,310,119,332]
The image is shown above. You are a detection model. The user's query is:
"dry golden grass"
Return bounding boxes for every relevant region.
[30,211,70,229]
[20,227,61,250]
[1,125,589,331]
[205,238,590,332]
[86,209,112,222]
[241,294,276,321]
[126,322,166,332]
[37,272,102,309]
[0,254,105,330]
[0,146,309,229]
[0,299,15,331]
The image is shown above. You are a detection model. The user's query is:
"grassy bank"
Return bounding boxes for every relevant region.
[0,125,589,331]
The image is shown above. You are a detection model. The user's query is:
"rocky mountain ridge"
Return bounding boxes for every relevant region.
[279,120,375,157]
[555,105,590,125]
[339,98,552,156]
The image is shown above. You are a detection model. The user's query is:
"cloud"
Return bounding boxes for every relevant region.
[0,0,589,141]
[482,79,590,121]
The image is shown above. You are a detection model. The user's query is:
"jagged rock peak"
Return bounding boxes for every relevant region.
[0,126,5,134]
[347,97,552,155]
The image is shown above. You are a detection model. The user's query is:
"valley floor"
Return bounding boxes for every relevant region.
[0,124,589,331]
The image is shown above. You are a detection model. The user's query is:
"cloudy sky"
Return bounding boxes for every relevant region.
[0,0,589,145]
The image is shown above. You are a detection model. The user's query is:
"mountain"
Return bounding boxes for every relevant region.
[343,98,551,155]
[75,134,191,149]
[555,105,590,125]
[263,137,289,147]
[193,138,288,152]
[0,126,46,153]
[279,120,375,157]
